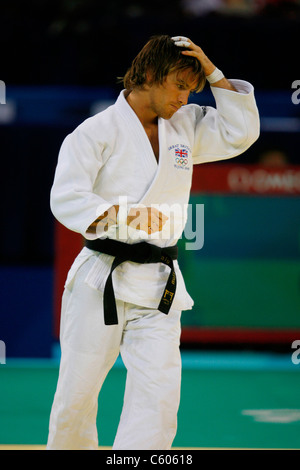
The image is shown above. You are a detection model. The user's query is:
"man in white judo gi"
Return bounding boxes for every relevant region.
[47,35,260,450]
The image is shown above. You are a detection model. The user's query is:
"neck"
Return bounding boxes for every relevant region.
[125,89,158,128]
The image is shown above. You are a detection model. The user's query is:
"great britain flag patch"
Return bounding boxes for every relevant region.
[175,148,188,167]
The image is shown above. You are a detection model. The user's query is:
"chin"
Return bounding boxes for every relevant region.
[160,110,176,120]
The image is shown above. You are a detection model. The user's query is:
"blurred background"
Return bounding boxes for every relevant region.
[1,0,300,449]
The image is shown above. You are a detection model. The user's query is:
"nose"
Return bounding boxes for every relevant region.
[178,90,190,106]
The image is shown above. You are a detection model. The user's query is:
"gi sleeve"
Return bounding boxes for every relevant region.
[192,80,260,164]
[50,127,112,239]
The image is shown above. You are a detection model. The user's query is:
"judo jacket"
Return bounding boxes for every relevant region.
[50,80,260,312]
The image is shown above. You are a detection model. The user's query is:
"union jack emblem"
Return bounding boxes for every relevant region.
[175,148,188,166]
[175,148,188,159]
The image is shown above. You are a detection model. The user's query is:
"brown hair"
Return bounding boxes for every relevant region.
[122,35,206,93]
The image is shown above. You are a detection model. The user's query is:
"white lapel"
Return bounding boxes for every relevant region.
[116,91,158,177]
[139,119,173,206]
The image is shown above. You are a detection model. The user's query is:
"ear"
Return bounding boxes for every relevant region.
[145,70,155,88]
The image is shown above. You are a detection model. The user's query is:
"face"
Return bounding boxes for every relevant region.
[147,68,199,120]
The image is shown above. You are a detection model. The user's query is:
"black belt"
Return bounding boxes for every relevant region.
[85,238,178,325]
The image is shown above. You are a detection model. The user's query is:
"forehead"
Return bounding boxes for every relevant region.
[167,68,199,89]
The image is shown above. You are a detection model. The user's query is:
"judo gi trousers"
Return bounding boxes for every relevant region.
[47,257,182,450]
